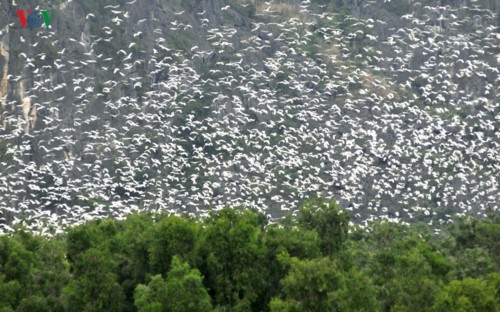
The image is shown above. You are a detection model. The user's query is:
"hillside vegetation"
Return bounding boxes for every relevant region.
[0,198,499,311]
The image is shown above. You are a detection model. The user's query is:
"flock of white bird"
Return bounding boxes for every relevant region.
[0,0,498,235]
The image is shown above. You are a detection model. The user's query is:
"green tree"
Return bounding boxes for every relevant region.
[451,217,500,269]
[0,235,35,285]
[0,232,68,311]
[297,198,349,255]
[32,238,69,301]
[262,224,322,309]
[338,269,379,312]
[164,256,213,312]
[113,214,155,311]
[0,275,22,310]
[16,296,51,312]
[265,224,321,260]
[63,248,125,312]
[388,245,443,311]
[485,273,500,304]
[199,208,267,311]
[270,257,345,312]
[453,247,496,279]
[367,222,450,311]
[0,234,39,309]
[149,215,199,276]
[134,275,167,312]
[433,277,499,312]
[66,219,119,265]
[270,256,377,312]
[134,256,212,312]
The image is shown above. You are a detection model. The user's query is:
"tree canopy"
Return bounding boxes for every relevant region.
[0,198,499,311]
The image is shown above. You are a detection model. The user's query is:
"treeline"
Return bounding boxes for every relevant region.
[0,198,499,311]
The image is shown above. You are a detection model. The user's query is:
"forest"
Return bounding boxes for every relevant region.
[0,198,499,311]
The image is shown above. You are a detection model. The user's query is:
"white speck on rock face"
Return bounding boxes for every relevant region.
[0,34,9,109]
[19,80,32,134]
[81,22,92,50]
[59,0,72,10]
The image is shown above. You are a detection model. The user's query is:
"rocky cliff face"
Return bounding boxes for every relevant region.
[0,0,499,234]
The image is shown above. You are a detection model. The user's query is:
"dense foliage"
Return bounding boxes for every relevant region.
[0,198,499,311]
